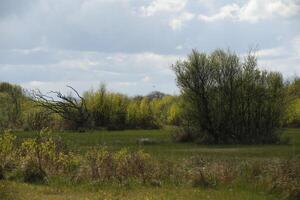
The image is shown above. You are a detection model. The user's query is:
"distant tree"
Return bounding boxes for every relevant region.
[151,95,181,127]
[173,49,286,144]
[0,82,24,128]
[126,97,157,129]
[32,86,90,131]
[84,84,129,130]
[84,84,110,127]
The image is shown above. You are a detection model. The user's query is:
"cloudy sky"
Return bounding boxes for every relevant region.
[1,0,300,95]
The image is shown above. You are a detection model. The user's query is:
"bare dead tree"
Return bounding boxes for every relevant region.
[32,86,90,130]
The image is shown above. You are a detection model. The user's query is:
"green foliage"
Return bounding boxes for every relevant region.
[84,147,156,184]
[173,49,286,144]
[0,82,24,129]
[23,108,54,131]
[0,83,180,131]
[0,130,17,179]
[84,84,179,130]
[284,78,300,127]
[285,99,300,127]
[19,129,75,179]
[127,97,157,129]
[151,95,182,127]
[85,85,126,129]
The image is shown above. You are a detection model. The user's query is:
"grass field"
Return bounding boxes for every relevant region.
[1,128,299,200]
[14,128,300,159]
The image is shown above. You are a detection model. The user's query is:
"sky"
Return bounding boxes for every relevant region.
[0,0,300,96]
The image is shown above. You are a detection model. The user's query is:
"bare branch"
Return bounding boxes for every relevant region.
[31,86,90,130]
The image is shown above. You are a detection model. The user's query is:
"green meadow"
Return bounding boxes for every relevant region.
[13,128,300,159]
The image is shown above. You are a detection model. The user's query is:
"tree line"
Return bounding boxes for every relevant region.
[0,49,300,144]
[0,82,182,132]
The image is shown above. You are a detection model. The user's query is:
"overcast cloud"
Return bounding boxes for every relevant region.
[0,0,299,95]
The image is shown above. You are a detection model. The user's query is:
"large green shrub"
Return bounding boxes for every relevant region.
[173,49,286,144]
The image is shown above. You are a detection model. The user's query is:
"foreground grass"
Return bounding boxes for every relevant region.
[1,128,298,200]
[0,180,279,200]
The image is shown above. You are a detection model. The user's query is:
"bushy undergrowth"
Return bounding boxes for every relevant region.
[19,129,76,182]
[183,157,300,200]
[0,130,299,199]
[81,147,158,184]
[0,130,17,179]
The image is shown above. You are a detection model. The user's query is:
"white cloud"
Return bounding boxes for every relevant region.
[55,59,99,70]
[0,49,180,95]
[110,81,137,87]
[169,12,195,30]
[252,35,300,78]
[142,76,151,82]
[11,46,48,55]
[292,35,300,55]
[239,0,300,22]
[140,0,187,16]
[176,45,183,50]
[259,57,300,77]
[256,47,285,58]
[139,0,194,30]
[198,4,239,22]
[131,52,178,70]
[21,80,101,94]
[198,0,300,23]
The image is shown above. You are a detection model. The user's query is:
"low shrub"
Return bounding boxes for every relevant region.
[82,147,157,184]
[19,129,75,179]
[23,160,47,183]
[172,126,216,144]
[266,158,300,200]
[0,130,17,179]
[172,127,196,142]
[183,158,237,188]
[24,109,53,131]
[84,147,114,181]
[115,149,159,184]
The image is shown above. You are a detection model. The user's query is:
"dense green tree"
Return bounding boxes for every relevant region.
[84,85,111,127]
[173,49,286,144]
[151,95,181,127]
[127,97,157,129]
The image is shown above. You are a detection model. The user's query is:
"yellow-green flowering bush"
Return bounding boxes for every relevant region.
[85,146,114,180]
[0,130,17,179]
[19,129,76,182]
